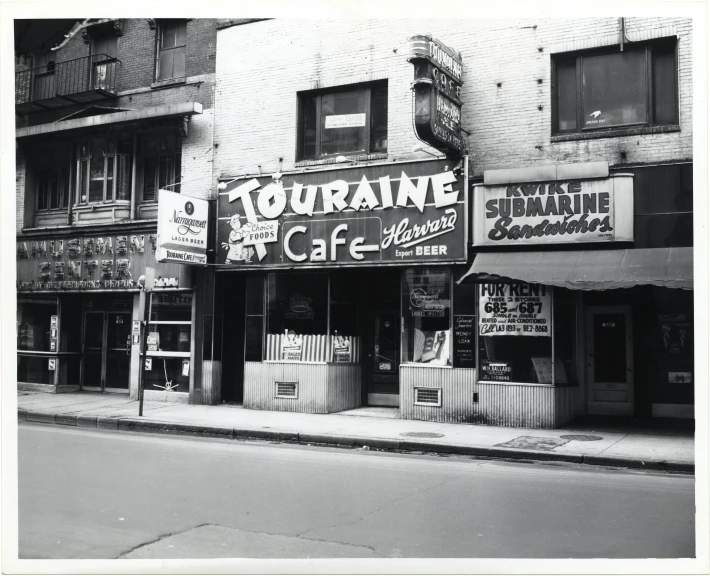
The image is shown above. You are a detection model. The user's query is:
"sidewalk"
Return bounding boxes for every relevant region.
[17,391,694,473]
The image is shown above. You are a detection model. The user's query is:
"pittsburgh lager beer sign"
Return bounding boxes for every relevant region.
[472,174,634,246]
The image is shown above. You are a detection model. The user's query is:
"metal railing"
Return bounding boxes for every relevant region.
[15,53,121,106]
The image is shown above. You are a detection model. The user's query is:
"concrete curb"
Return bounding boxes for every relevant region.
[18,410,695,474]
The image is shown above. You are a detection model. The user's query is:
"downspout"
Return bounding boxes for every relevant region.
[619,17,626,52]
[130,133,137,219]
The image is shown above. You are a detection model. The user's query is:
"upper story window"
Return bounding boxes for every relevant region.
[156,20,187,81]
[552,38,678,135]
[37,163,70,212]
[91,35,119,91]
[141,132,182,202]
[77,137,132,204]
[298,81,388,160]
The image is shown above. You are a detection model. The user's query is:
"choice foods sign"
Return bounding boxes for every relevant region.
[217,160,467,268]
[157,190,209,264]
[472,174,633,247]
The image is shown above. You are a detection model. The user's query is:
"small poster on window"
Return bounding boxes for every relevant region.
[332,334,352,363]
[281,330,303,361]
[324,113,366,129]
[480,360,512,382]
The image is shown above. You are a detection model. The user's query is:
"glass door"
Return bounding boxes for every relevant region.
[367,310,400,406]
[82,311,105,390]
[105,312,131,391]
[82,310,131,392]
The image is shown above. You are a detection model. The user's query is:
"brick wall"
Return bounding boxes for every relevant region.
[16,145,26,231]
[214,18,692,179]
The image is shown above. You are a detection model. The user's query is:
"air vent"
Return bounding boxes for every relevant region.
[414,387,441,407]
[275,381,298,399]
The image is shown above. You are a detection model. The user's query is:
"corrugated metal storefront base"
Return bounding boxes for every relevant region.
[243,362,361,413]
[476,383,584,428]
[400,365,477,423]
[400,365,584,428]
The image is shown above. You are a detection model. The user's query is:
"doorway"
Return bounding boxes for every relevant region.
[361,268,401,407]
[220,275,246,403]
[82,310,131,392]
[586,305,634,416]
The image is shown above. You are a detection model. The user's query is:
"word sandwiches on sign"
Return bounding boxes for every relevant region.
[16,234,157,291]
[473,174,634,246]
[479,283,551,337]
[157,190,210,264]
[217,162,467,269]
[408,34,465,154]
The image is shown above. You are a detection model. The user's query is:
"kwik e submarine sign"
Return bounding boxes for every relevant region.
[472,173,634,246]
[217,161,467,268]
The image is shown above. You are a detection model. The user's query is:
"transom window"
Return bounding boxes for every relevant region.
[77,137,132,204]
[156,20,187,81]
[553,38,678,135]
[298,81,387,160]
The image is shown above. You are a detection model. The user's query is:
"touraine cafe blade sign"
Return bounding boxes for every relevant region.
[473,173,634,247]
[157,190,209,264]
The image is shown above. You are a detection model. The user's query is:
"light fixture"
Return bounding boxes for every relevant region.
[412,143,445,158]
[335,155,351,163]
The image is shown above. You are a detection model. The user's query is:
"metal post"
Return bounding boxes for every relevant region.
[137,267,155,416]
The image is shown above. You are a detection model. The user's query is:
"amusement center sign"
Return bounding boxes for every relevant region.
[217,161,467,268]
[472,173,634,247]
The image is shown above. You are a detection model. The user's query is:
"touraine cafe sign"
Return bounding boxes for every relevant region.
[473,172,634,247]
[157,190,209,264]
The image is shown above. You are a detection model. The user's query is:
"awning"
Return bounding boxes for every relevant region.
[459,248,693,290]
[16,102,203,139]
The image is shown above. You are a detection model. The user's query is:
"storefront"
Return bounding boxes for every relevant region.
[16,227,195,401]
[458,161,694,427]
[216,158,481,415]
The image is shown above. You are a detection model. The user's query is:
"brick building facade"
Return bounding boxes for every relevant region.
[209,18,693,426]
[15,19,220,400]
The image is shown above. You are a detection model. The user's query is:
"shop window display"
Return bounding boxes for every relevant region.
[478,283,553,384]
[145,293,192,393]
[17,298,58,384]
[266,272,328,361]
[401,268,452,366]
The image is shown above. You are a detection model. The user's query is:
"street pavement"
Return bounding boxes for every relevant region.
[17,391,695,471]
[18,422,695,559]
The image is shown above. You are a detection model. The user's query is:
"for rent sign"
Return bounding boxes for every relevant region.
[479,283,551,337]
[473,173,633,247]
[217,160,467,268]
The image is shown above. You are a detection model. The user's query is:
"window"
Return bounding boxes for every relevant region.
[156,20,187,81]
[142,133,181,201]
[91,35,118,91]
[553,38,678,135]
[401,268,452,366]
[298,81,387,160]
[37,166,70,211]
[77,137,132,204]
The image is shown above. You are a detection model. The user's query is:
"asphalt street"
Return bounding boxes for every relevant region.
[18,421,695,559]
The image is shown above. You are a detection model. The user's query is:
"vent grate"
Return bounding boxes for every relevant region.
[414,387,441,407]
[275,381,298,398]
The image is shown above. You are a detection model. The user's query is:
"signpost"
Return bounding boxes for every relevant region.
[137,267,155,417]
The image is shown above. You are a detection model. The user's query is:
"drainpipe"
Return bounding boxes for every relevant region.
[619,17,626,52]
[130,133,137,219]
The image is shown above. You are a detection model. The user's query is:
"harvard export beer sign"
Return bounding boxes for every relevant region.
[217,161,467,268]
[472,174,634,246]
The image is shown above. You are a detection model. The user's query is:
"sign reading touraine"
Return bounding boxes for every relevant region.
[157,190,209,264]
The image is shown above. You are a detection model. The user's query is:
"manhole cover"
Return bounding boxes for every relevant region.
[559,434,603,442]
[400,432,445,439]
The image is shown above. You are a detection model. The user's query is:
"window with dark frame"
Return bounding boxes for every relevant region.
[37,166,70,211]
[156,20,187,81]
[298,81,388,160]
[142,133,182,202]
[552,38,678,135]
